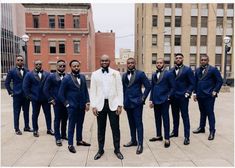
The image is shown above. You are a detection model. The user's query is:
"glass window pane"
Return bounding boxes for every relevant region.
[59,41,65,53]
[201,17,208,27]
[200,35,207,46]
[74,40,80,53]
[152,15,158,27]
[152,53,157,64]
[190,35,197,46]
[73,16,80,28]
[58,16,64,28]
[49,15,55,28]
[216,17,223,28]
[152,35,157,46]
[49,41,56,54]
[191,16,198,27]
[175,35,181,46]
[165,16,171,27]
[164,35,171,46]
[175,16,181,27]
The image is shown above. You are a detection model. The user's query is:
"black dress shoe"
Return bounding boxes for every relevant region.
[33,131,39,137]
[170,132,178,138]
[149,136,163,142]
[94,150,104,160]
[208,132,215,140]
[56,140,62,146]
[77,141,91,146]
[61,136,68,140]
[114,151,124,160]
[24,127,33,132]
[68,145,76,153]
[123,141,137,147]
[47,129,54,135]
[136,145,143,154]
[15,130,22,135]
[193,127,205,134]
[184,138,190,145]
[164,140,170,148]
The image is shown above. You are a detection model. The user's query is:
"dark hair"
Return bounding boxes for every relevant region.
[175,53,184,57]
[57,59,65,64]
[69,60,80,67]
[127,57,135,62]
[200,54,209,59]
[16,55,23,59]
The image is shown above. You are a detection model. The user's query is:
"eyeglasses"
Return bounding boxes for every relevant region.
[35,63,42,65]
[17,59,23,62]
[59,65,66,68]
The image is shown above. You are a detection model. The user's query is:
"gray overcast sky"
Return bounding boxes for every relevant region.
[92,3,134,57]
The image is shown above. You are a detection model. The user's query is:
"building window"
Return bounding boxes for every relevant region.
[73,15,80,28]
[152,35,157,46]
[58,15,65,28]
[33,15,39,28]
[165,3,172,8]
[175,3,182,8]
[201,17,208,27]
[190,54,197,70]
[215,54,222,71]
[227,17,233,28]
[191,16,198,27]
[227,54,232,72]
[59,41,65,53]
[190,35,197,46]
[153,3,158,8]
[34,40,41,54]
[216,17,223,28]
[152,15,158,27]
[217,3,224,9]
[164,54,171,66]
[191,4,198,9]
[200,35,207,46]
[175,16,181,27]
[49,15,55,28]
[152,53,157,64]
[216,35,223,46]
[49,41,56,54]
[164,35,171,46]
[201,4,208,9]
[165,16,171,27]
[73,40,80,54]
[175,35,181,46]
[227,3,234,9]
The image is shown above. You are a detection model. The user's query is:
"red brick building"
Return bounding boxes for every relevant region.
[23,3,116,73]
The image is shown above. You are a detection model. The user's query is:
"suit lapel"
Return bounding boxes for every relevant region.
[156,70,166,84]
[16,68,23,79]
[199,65,210,80]
[128,71,136,87]
[175,65,184,80]
[40,72,47,83]
[123,73,129,87]
[55,72,61,81]
[33,70,41,82]
[70,74,80,88]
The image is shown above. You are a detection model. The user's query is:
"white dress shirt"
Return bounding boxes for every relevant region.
[101,71,111,99]
[127,74,132,81]
[20,69,24,76]
[38,72,42,79]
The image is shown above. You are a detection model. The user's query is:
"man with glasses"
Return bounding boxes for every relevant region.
[90,54,124,160]
[23,60,54,137]
[5,55,32,135]
[44,60,68,146]
[58,60,90,153]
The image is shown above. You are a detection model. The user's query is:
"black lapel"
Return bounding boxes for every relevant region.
[152,73,158,85]
[16,68,23,79]
[175,65,184,80]
[55,72,61,81]
[128,71,136,87]
[33,71,41,82]
[40,72,47,83]
[70,74,80,88]
[199,65,210,80]
[156,70,166,84]
[123,73,129,87]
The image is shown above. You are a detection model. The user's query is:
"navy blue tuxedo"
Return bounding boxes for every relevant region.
[122,70,151,145]
[23,70,52,132]
[169,65,195,139]
[43,72,68,141]
[194,65,223,132]
[5,67,30,131]
[150,70,175,140]
[58,73,90,146]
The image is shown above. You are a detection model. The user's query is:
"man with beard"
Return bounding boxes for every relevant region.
[43,60,68,146]
[58,60,90,153]
[90,54,124,160]
[5,55,32,135]
[23,60,54,137]
[149,58,175,148]
[193,54,223,140]
[169,53,195,145]
[122,57,151,154]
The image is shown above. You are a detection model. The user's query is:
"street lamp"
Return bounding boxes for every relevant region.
[223,36,231,86]
[21,34,29,68]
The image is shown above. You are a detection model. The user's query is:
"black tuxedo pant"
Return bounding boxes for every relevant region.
[97,99,120,152]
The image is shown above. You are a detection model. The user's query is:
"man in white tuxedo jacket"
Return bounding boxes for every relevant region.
[90,54,124,160]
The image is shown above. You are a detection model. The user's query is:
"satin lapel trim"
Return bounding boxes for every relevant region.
[157,70,166,84]
[70,74,80,88]
[199,65,210,80]
[16,68,23,79]
[40,72,47,83]
[123,73,129,86]
[175,65,184,80]
[153,73,158,85]
[33,71,41,82]
[55,72,61,81]
[128,71,136,87]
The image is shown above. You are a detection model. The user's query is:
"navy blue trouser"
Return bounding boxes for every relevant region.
[67,107,86,146]
[53,102,68,141]
[125,105,144,146]
[197,97,216,132]
[32,100,52,131]
[13,95,30,130]
[154,101,170,140]
[170,97,190,138]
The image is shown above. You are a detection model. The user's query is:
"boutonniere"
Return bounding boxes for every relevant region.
[112,73,116,78]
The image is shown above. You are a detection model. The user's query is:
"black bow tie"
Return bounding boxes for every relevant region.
[35,69,43,73]
[127,70,135,75]
[102,68,109,73]
[175,65,182,70]
[201,66,207,70]
[156,69,162,73]
[73,73,80,79]
[18,67,24,71]
[58,73,65,77]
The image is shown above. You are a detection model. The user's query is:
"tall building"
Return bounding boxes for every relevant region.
[23,3,96,72]
[135,3,234,80]
[115,48,134,72]
[1,3,26,77]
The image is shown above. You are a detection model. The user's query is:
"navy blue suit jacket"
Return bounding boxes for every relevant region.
[23,70,50,102]
[170,65,195,98]
[43,72,66,103]
[58,74,90,110]
[150,70,175,104]
[5,67,29,96]
[122,70,151,109]
[195,65,223,98]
